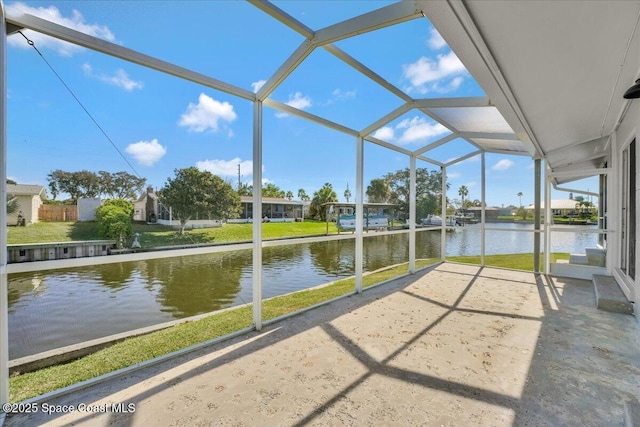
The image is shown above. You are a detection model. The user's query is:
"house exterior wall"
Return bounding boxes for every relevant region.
[612,94,640,319]
[7,194,41,225]
[133,200,146,222]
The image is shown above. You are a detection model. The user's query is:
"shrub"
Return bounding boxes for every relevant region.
[96,199,134,246]
[100,198,134,217]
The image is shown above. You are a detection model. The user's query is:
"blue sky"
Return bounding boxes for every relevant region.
[5,1,597,208]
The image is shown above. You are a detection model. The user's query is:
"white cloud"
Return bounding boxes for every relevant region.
[397,117,449,144]
[447,172,461,179]
[492,159,515,171]
[251,80,266,92]
[321,88,357,106]
[83,63,143,91]
[403,51,468,94]
[428,28,447,50]
[276,92,312,118]
[179,93,237,133]
[372,126,395,141]
[196,157,253,177]
[370,116,449,145]
[125,139,166,166]
[332,88,356,100]
[449,76,464,90]
[6,2,115,56]
[286,92,312,109]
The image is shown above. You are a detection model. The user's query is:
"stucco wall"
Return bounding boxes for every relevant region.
[7,195,40,225]
[78,198,103,221]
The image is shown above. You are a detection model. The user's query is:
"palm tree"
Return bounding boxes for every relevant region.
[366,178,390,203]
[297,188,309,201]
[7,195,18,215]
[309,183,338,220]
[458,185,469,212]
[344,184,352,203]
[285,190,293,200]
[517,192,523,207]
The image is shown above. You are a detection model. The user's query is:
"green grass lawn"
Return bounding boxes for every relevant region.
[448,252,569,271]
[8,220,340,247]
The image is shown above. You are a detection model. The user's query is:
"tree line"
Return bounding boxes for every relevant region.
[43,166,448,236]
[47,170,146,204]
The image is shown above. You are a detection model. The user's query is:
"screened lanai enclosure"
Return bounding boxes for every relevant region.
[0,0,639,417]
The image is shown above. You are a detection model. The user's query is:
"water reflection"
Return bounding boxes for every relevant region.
[95,262,137,291]
[308,240,354,277]
[141,252,247,317]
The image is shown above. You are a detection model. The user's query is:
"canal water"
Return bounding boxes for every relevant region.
[8,223,598,358]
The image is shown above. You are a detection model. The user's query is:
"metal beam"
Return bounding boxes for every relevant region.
[458,131,518,141]
[534,159,541,272]
[483,148,531,157]
[256,41,314,101]
[440,166,447,262]
[545,135,610,156]
[413,96,490,109]
[548,167,605,180]
[420,0,544,159]
[247,0,314,38]
[444,149,482,167]
[355,136,364,293]
[263,98,359,137]
[416,154,444,167]
[544,166,552,273]
[252,101,263,331]
[481,152,486,266]
[0,0,8,409]
[312,1,422,46]
[416,107,458,135]
[409,155,416,273]
[6,13,256,101]
[363,135,413,157]
[413,133,457,156]
[5,21,21,35]
[324,44,412,102]
[460,137,483,152]
[360,102,412,137]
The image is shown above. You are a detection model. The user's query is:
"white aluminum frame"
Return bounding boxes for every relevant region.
[0,0,574,407]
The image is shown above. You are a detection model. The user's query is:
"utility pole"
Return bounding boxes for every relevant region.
[237,164,241,192]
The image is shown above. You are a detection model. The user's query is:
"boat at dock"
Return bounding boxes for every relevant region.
[420,214,458,227]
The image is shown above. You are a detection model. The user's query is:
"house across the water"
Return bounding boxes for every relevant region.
[6,184,47,226]
[229,196,305,223]
[134,188,305,226]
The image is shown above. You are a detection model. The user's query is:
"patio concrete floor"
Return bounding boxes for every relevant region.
[5,263,640,426]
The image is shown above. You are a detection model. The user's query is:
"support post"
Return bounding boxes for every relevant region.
[409,156,416,273]
[0,0,8,407]
[534,159,541,272]
[441,166,447,262]
[481,152,486,266]
[355,136,364,293]
[544,167,552,273]
[252,101,263,330]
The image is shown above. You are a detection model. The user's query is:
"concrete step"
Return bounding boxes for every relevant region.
[569,253,588,265]
[592,275,634,315]
[625,397,640,427]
